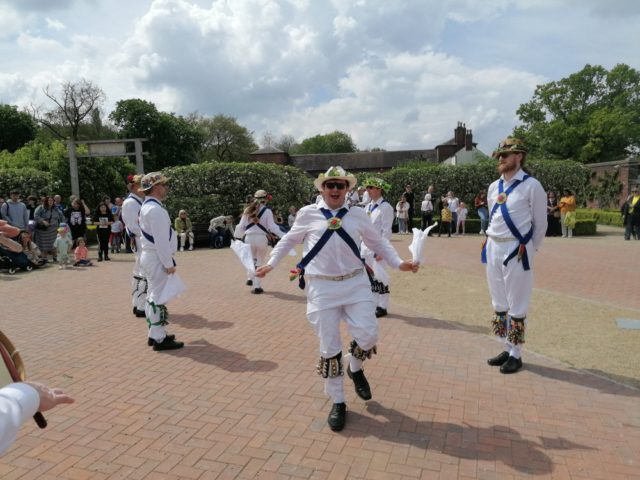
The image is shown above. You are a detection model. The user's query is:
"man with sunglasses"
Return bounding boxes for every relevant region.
[139,172,184,352]
[361,177,395,318]
[483,139,546,374]
[256,166,419,432]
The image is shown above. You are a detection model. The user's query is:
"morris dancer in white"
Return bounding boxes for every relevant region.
[139,173,184,351]
[121,174,147,318]
[483,139,546,374]
[256,167,419,431]
[234,190,282,294]
[361,178,395,318]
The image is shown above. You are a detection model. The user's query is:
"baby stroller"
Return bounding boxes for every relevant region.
[0,246,33,275]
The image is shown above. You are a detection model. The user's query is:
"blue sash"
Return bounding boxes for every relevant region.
[124,195,143,245]
[140,198,174,247]
[293,208,374,290]
[481,175,533,270]
[367,199,387,216]
[245,206,269,235]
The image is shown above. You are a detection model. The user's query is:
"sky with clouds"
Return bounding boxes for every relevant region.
[1,0,639,154]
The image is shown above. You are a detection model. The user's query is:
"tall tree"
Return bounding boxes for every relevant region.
[110,99,205,171]
[296,130,357,154]
[259,130,277,148]
[513,63,640,163]
[275,134,299,154]
[27,79,107,142]
[0,104,38,153]
[191,113,258,163]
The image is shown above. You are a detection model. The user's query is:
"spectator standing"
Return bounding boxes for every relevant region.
[26,196,38,220]
[622,187,640,241]
[93,203,113,261]
[1,190,29,235]
[396,196,410,234]
[110,214,123,253]
[34,196,65,261]
[421,193,434,232]
[559,189,576,238]
[64,199,89,241]
[53,227,73,269]
[546,191,561,237]
[446,191,459,232]
[475,190,489,235]
[438,201,452,237]
[18,231,47,266]
[403,185,415,230]
[53,195,65,214]
[175,210,194,251]
[288,206,297,227]
[456,202,468,235]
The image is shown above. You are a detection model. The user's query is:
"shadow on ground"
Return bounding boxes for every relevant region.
[262,291,306,304]
[170,339,278,372]
[169,314,234,331]
[341,401,594,475]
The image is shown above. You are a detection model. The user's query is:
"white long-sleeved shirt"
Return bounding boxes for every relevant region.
[396,201,409,219]
[362,197,394,258]
[268,199,402,277]
[358,191,371,206]
[486,169,548,251]
[139,197,177,269]
[121,193,144,237]
[0,383,39,456]
[234,205,282,239]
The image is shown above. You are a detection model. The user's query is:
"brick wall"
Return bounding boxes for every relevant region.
[586,158,639,208]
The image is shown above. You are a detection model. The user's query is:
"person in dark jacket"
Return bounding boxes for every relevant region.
[622,188,640,240]
[93,203,113,261]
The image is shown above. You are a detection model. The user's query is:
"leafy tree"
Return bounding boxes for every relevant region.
[513,64,640,163]
[0,104,38,153]
[275,134,299,154]
[190,113,258,163]
[27,79,107,142]
[296,130,357,154]
[109,99,205,171]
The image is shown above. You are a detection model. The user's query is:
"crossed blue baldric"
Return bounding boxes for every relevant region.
[481,175,533,271]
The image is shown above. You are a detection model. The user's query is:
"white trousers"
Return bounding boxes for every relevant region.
[560,214,573,237]
[307,275,378,404]
[245,234,268,288]
[375,259,390,309]
[179,231,194,248]
[141,250,170,342]
[130,239,147,311]
[485,238,534,359]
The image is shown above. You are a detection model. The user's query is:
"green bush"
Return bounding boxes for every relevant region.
[575,209,624,227]
[163,162,314,223]
[0,168,60,198]
[573,219,597,236]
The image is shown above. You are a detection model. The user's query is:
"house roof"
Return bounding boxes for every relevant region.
[291,149,437,172]
[251,146,285,154]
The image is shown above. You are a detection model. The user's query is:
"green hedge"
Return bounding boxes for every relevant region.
[573,219,597,236]
[406,217,597,236]
[575,209,624,227]
[0,167,60,198]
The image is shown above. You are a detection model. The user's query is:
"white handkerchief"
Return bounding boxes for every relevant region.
[231,239,256,275]
[156,273,187,305]
[408,222,438,264]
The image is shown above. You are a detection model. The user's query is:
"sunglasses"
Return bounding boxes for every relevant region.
[324,182,347,190]
[366,186,380,190]
[497,152,514,159]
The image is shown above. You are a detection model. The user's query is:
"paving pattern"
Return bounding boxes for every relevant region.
[0,232,639,479]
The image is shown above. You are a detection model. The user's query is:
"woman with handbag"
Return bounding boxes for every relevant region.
[546,191,561,237]
[559,189,576,238]
[34,196,65,261]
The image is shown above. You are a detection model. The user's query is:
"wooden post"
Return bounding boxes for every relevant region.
[68,141,80,198]
[134,139,144,174]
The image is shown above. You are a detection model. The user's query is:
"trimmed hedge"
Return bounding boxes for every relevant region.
[573,219,597,236]
[575,209,624,227]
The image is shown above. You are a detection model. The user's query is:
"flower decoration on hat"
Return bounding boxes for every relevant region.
[492,138,530,158]
[361,177,391,192]
[127,174,144,185]
[141,172,170,191]
[313,166,357,190]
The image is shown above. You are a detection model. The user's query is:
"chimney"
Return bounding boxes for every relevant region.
[455,122,465,146]
[465,129,473,151]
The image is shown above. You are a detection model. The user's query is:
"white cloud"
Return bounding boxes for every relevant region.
[45,18,66,31]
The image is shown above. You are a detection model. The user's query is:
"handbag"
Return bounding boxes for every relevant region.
[553,211,560,218]
[36,209,52,230]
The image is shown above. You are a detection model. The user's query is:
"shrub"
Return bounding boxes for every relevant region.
[575,209,624,227]
[0,168,60,198]
[573,219,597,236]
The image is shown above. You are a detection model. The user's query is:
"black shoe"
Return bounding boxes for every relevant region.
[148,334,176,346]
[487,351,510,366]
[246,280,253,286]
[347,366,372,400]
[152,336,184,351]
[134,308,146,318]
[500,356,523,374]
[105,256,111,261]
[327,403,347,432]
[375,307,387,318]
[133,307,137,315]
[98,257,103,262]
[252,288,263,294]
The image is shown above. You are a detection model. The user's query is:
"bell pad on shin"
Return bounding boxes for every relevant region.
[491,311,508,338]
[316,352,344,378]
[349,340,377,361]
[507,317,525,345]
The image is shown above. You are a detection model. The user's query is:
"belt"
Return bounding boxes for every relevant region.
[313,268,363,282]
[489,236,518,243]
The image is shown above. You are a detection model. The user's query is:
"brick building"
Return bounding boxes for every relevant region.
[586,157,639,208]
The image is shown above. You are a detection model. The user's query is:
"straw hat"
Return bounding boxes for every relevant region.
[126,174,144,185]
[313,166,357,191]
[141,172,170,191]
[492,138,529,158]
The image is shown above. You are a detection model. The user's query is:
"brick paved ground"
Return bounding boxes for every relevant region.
[1,233,639,479]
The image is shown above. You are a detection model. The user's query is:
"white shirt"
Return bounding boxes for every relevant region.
[235,205,283,238]
[359,191,371,206]
[486,169,547,251]
[139,198,178,269]
[0,383,39,456]
[362,197,394,258]
[268,199,402,277]
[347,190,359,207]
[421,200,433,212]
[447,197,459,212]
[121,193,144,237]
[396,201,409,219]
